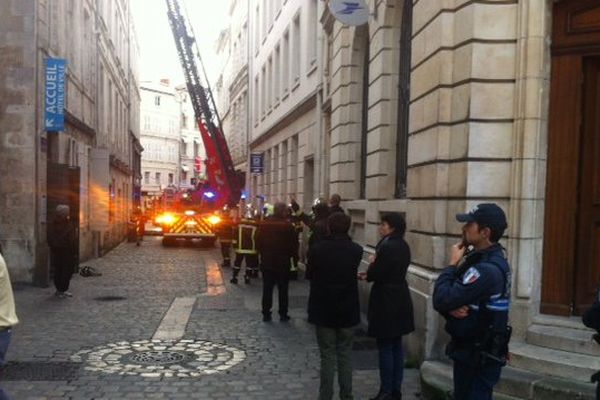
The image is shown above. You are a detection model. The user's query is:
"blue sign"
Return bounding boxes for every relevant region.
[45,58,67,131]
[250,153,264,174]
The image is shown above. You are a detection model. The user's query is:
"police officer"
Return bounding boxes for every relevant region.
[433,203,511,400]
[231,211,259,284]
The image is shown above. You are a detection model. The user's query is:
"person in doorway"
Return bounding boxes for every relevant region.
[307,212,363,400]
[0,248,19,400]
[360,213,414,400]
[256,202,297,322]
[433,204,512,400]
[48,205,77,298]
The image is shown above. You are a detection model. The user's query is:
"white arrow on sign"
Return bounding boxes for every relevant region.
[46,118,54,128]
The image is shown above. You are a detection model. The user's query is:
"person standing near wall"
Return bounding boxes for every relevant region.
[0,247,19,400]
[433,204,511,400]
[307,212,363,400]
[360,213,414,400]
[48,205,77,298]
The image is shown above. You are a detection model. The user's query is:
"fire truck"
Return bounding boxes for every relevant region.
[158,0,243,247]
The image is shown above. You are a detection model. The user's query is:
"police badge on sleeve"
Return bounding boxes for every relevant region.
[462,267,481,285]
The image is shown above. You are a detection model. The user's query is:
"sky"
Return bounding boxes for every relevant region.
[131,0,230,87]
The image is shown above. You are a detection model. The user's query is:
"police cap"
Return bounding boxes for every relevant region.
[456,203,507,232]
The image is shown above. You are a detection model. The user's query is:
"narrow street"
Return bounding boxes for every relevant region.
[3,238,420,399]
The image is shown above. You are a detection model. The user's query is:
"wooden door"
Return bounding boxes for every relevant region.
[541,0,600,316]
[574,58,600,315]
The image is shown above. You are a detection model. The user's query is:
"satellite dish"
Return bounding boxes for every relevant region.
[328,0,370,26]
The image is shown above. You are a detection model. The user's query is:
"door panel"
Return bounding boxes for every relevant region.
[541,55,583,316]
[574,58,600,314]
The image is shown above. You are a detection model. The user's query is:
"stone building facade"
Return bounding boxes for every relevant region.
[323,0,600,398]
[0,0,140,285]
[247,0,324,211]
[217,0,600,398]
[215,0,250,181]
[140,81,181,196]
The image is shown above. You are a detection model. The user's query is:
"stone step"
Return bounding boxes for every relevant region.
[526,324,600,356]
[510,341,600,382]
[421,360,596,400]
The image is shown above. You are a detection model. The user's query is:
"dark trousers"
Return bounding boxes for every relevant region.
[316,326,354,400]
[51,249,74,292]
[220,241,232,266]
[453,361,502,400]
[376,337,404,394]
[261,269,289,317]
[0,329,11,400]
[233,253,258,278]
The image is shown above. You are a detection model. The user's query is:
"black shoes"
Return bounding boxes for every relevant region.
[370,392,398,400]
[279,315,291,322]
[230,277,238,284]
[263,314,272,322]
[244,276,251,284]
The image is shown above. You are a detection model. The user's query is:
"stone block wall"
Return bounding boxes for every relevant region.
[0,0,38,281]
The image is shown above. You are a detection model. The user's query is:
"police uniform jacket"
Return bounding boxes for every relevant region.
[255,217,297,273]
[366,233,415,338]
[307,234,363,328]
[433,243,510,347]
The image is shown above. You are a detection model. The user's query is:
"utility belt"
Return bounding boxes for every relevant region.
[447,325,512,367]
[0,326,12,333]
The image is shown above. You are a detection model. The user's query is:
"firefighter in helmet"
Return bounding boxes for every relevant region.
[231,206,259,284]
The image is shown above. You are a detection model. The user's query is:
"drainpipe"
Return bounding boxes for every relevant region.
[246,0,252,202]
[314,0,325,199]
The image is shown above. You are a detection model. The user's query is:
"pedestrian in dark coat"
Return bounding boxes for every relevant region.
[48,205,77,298]
[328,193,344,214]
[363,212,414,400]
[256,202,297,322]
[307,212,363,400]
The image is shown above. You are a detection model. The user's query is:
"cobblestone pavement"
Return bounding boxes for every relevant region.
[3,237,421,399]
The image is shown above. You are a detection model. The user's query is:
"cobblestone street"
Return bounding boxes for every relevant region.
[3,238,420,399]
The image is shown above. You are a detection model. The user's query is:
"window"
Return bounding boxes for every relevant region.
[144,172,150,184]
[181,171,187,182]
[261,66,266,116]
[267,56,273,109]
[155,172,161,185]
[395,0,413,198]
[307,0,318,68]
[254,76,260,124]
[292,15,301,85]
[274,46,280,103]
[282,31,289,95]
[155,96,161,106]
[359,30,369,199]
[255,4,260,53]
[181,139,188,156]
[262,0,267,41]
[168,173,174,185]
[182,113,188,129]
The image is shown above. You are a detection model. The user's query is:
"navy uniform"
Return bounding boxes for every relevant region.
[231,217,259,284]
[433,204,511,400]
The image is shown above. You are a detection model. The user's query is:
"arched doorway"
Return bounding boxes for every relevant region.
[541,0,600,316]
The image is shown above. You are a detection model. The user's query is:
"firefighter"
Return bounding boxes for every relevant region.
[288,203,303,280]
[215,206,236,268]
[231,210,259,284]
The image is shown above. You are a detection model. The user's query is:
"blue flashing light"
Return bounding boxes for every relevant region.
[241,192,247,200]
[203,191,215,199]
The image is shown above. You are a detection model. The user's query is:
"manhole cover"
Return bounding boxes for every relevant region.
[94,296,126,301]
[1,361,81,381]
[126,350,191,365]
[72,339,246,377]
